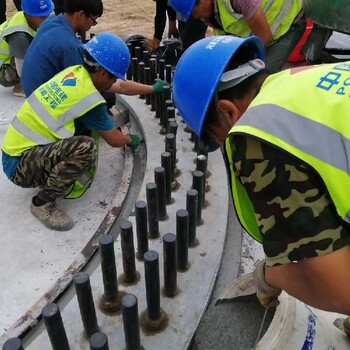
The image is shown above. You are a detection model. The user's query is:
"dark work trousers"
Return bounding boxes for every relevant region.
[179,15,207,50]
[10,136,97,202]
[154,0,177,41]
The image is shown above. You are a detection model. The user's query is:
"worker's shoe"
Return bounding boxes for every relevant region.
[253,259,282,308]
[12,83,25,98]
[30,199,74,231]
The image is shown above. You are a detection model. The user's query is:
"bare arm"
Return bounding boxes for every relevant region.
[107,79,154,95]
[247,8,272,46]
[266,246,350,314]
[97,128,132,148]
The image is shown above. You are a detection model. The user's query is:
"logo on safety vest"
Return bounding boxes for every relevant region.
[61,72,77,86]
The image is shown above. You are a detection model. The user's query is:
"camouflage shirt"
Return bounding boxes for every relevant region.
[230,135,350,266]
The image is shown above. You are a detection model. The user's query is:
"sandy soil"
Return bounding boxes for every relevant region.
[7,0,159,39]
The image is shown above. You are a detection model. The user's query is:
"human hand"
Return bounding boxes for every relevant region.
[153,79,168,94]
[168,21,180,38]
[253,260,281,308]
[127,134,141,150]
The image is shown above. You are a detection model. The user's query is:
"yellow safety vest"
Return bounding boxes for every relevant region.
[225,62,350,242]
[0,11,36,66]
[2,65,106,198]
[214,0,302,44]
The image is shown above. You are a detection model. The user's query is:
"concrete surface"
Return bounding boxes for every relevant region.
[0,85,132,335]
[2,35,350,347]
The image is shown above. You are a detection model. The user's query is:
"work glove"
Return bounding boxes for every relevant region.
[127,134,141,150]
[253,259,281,308]
[153,79,168,94]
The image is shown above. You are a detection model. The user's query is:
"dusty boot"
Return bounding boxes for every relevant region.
[12,82,25,98]
[30,198,74,231]
[253,259,282,308]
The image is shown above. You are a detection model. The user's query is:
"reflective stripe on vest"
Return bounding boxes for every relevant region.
[2,65,105,157]
[214,0,302,43]
[226,63,350,241]
[12,90,105,140]
[0,11,36,66]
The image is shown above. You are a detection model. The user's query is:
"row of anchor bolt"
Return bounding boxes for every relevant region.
[2,43,211,350]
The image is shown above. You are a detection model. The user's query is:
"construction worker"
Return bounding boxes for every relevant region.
[0,0,54,96]
[169,0,305,72]
[21,0,167,104]
[172,36,350,317]
[1,32,140,231]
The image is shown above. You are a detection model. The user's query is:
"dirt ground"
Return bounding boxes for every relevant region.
[7,0,163,40]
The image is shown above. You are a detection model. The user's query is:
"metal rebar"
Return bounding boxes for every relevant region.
[144,250,160,320]
[134,46,141,61]
[131,57,139,82]
[74,272,99,338]
[42,303,70,350]
[186,189,198,247]
[163,101,173,131]
[120,220,137,284]
[161,152,172,204]
[135,201,149,260]
[2,338,24,350]
[165,64,172,84]
[126,43,133,80]
[143,50,150,67]
[144,67,151,105]
[163,233,177,297]
[138,62,145,99]
[165,133,176,178]
[122,294,142,350]
[158,59,165,80]
[146,183,159,238]
[89,332,109,350]
[192,171,204,224]
[176,209,189,271]
[150,58,157,111]
[154,167,167,220]
[196,155,208,205]
[99,235,118,302]
[166,108,176,133]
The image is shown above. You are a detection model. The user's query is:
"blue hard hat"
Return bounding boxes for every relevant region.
[169,0,196,21]
[21,0,54,16]
[173,36,265,137]
[84,33,131,80]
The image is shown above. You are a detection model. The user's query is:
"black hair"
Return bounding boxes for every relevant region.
[64,0,103,17]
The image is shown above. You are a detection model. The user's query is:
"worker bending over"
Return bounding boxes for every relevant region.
[170,0,305,72]
[173,35,350,317]
[1,33,140,231]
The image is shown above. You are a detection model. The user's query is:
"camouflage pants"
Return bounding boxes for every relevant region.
[0,58,20,87]
[10,136,97,202]
[230,135,350,267]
